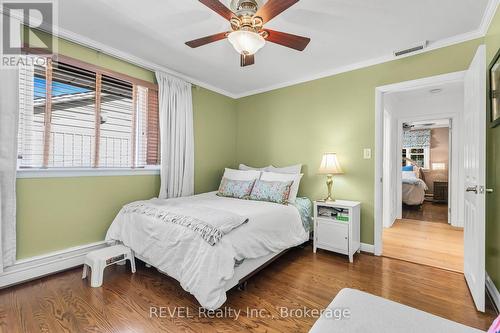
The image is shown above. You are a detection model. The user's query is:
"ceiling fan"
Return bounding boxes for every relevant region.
[185,0,311,67]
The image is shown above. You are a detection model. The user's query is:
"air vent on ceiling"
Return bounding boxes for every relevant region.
[394,41,428,57]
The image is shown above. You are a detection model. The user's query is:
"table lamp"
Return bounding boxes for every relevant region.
[318,153,344,202]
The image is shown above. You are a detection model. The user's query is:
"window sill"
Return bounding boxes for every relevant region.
[16,167,160,179]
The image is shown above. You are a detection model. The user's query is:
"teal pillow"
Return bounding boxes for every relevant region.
[250,180,293,205]
[217,178,255,199]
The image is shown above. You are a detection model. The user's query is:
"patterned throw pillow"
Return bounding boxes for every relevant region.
[249,180,293,205]
[217,178,255,199]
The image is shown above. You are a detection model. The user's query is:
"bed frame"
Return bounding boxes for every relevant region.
[134,241,309,292]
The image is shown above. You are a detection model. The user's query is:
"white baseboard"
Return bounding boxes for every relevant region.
[0,241,108,288]
[486,272,500,314]
[360,243,374,254]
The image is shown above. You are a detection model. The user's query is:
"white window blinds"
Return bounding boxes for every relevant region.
[17,56,160,169]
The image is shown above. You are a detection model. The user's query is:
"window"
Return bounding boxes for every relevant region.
[17,55,160,171]
[402,148,430,169]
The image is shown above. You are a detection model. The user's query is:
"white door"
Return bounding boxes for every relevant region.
[463,45,486,312]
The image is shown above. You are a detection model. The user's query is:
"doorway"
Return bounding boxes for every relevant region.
[380,81,464,273]
[383,113,463,273]
[374,45,487,312]
[401,119,450,225]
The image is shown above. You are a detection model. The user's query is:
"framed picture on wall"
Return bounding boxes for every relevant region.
[489,48,500,128]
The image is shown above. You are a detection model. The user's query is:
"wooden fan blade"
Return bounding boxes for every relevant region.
[199,0,237,21]
[185,32,228,48]
[264,29,310,51]
[240,53,255,67]
[254,0,299,23]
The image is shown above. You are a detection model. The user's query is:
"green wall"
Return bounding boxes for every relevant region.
[485,8,500,292]
[236,39,483,245]
[18,17,500,294]
[193,87,237,193]
[16,31,237,259]
[17,176,160,258]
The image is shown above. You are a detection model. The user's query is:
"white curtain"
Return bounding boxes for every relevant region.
[0,68,19,271]
[155,71,194,199]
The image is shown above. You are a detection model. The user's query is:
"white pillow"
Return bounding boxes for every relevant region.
[402,171,417,179]
[223,168,261,181]
[238,164,270,171]
[267,164,302,174]
[260,171,303,203]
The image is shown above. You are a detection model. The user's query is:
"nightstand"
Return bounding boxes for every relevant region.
[313,200,361,262]
[433,181,448,203]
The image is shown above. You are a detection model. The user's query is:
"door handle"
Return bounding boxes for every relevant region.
[486,188,494,193]
[466,186,478,194]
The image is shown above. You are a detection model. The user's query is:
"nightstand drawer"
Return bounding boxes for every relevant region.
[316,220,348,252]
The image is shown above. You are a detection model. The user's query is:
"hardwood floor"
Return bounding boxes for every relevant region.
[0,245,495,333]
[383,219,464,272]
[402,201,448,223]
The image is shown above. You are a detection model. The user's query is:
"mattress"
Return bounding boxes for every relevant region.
[309,288,484,333]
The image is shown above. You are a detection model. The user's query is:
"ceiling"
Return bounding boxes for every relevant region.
[385,80,464,124]
[390,80,464,102]
[57,0,491,97]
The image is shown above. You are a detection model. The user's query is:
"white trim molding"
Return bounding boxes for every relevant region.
[360,243,374,254]
[0,241,108,288]
[0,7,238,99]
[233,0,499,99]
[55,27,238,99]
[486,272,500,313]
[233,31,482,99]
[16,166,160,179]
[479,0,500,36]
[2,1,498,99]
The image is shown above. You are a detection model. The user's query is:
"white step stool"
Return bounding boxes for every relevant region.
[82,244,136,287]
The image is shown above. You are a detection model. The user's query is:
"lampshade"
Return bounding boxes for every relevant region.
[432,162,446,170]
[227,30,265,55]
[318,153,344,175]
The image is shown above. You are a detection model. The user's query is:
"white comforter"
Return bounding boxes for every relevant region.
[105,192,308,309]
[402,178,428,205]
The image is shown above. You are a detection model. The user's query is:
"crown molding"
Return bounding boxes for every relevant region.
[53,27,238,99]
[1,7,238,98]
[2,0,499,100]
[233,0,499,99]
[480,0,500,35]
[233,31,481,98]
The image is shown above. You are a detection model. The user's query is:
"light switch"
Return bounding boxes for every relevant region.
[363,148,372,159]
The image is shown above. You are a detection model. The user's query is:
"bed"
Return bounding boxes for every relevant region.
[402,160,428,206]
[402,175,428,205]
[105,191,311,310]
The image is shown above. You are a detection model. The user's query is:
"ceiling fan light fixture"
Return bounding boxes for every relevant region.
[228,30,265,55]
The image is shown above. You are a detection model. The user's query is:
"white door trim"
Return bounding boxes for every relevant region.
[374,71,466,256]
